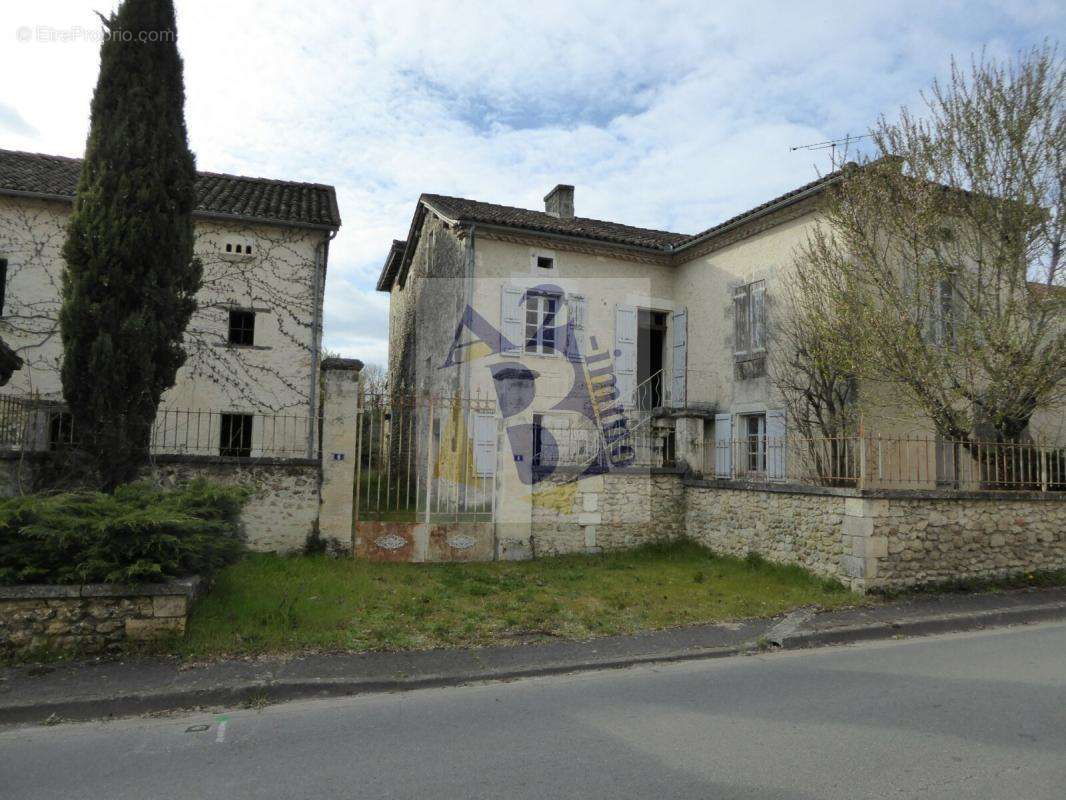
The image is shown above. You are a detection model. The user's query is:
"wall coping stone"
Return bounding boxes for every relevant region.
[0,451,318,467]
[321,357,364,372]
[0,576,201,601]
[682,477,1065,502]
[538,466,684,477]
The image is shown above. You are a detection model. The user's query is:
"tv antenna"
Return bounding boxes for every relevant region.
[790,133,870,168]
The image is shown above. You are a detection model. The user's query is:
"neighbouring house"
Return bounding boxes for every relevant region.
[0,148,358,553]
[0,148,341,460]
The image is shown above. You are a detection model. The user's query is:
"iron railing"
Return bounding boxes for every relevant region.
[0,395,313,459]
[712,433,1066,492]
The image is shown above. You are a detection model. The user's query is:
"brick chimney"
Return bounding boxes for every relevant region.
[544,184,574,219]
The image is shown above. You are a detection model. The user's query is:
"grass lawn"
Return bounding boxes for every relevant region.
[177,540,867,659]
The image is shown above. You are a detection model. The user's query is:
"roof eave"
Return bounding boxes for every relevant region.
[673,175,839,257]
[0,187,341,232]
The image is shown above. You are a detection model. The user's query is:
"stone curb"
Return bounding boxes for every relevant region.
[3,600,1065,726]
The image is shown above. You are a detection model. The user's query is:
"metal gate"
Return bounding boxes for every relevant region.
[354,391,497,524]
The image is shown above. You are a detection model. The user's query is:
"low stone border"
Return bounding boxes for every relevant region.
[0,577,201,658]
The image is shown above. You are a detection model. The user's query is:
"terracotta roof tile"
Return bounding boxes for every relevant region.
[0,149,340,229]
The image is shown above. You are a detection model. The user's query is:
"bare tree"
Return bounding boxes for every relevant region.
[793,44,1065,453]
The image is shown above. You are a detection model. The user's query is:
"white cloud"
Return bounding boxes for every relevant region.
[0,0,1059,361]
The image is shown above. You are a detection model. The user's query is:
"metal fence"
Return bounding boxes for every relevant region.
[355,391,497,522]
[712,433,1066,492]
[0,395,313,459]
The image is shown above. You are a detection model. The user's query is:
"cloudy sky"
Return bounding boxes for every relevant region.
[1,1,1061,367]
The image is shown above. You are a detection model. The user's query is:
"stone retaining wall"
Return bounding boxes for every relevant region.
[0,454,321,553]
[0,578,200,658]
[146,457,320,552]
[531,469,685,555]
[684,478,1066,592]
[846,495,1066,591]
[684,482,846,579]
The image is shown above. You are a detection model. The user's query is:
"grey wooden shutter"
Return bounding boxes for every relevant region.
[714,413,732,478]
[473,412,497,476]
[566,293,587,361]
[500,286,523,354]
[733,285,750,357]
[751,281,766,352]
[670,307,687,408]
[766,409,786,480]
[614,305,637,407]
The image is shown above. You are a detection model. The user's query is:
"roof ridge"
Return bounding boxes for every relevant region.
[421,192,691,239]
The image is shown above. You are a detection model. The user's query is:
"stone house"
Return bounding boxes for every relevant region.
[368,173,1064,585]
[380,169,1065,484]
[0,149,359,553]
[0,148,341,459]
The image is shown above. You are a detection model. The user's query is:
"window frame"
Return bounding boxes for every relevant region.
[739,412,767,476]
[227,309,256,347]
[524,291,559,356]
[219,413,254,458]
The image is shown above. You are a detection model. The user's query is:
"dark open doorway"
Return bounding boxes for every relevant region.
[637,309,667,409]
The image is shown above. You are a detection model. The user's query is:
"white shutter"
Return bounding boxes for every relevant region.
[766,409,786,480]
[473,412,497,477]
[614,305,637,407]
[566,293,587,362]
[714,413,732,478]
[670,307,687,408]
[500,286,523,354]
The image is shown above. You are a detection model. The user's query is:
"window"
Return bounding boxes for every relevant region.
[224,242,253,256]
[740,413,766,475]
[228,309,255,346]
[733,280,766,358]
[48,411,76,450]
[219,413,253,458]
[524,293,557,355]
[0,257,7,314]
[536,255,555,270]
[929,278,955,346]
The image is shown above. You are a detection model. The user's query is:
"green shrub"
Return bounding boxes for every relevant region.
[0,481,250,585]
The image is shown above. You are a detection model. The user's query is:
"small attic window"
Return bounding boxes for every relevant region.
[536,256,555,270]
[224,242,254,256]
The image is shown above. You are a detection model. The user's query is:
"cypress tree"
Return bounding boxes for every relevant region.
[60,0,201,490]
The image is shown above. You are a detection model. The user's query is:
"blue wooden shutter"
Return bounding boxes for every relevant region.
[714,413,732,478]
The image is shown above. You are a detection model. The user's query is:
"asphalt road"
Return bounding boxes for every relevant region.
[3,622,1065,799]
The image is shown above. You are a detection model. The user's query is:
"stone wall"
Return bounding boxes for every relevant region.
[146,457,320,552]
[684,481,846,579]
[844,495,1066,592]
[0,454,321,553]
[531,469,684,555]
[684,478,1066,592]
[0,578,199,658]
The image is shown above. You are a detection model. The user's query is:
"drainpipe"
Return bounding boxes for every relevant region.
[463,223,476,402]
[307,229,337,458]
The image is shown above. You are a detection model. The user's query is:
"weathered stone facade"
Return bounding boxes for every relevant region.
[531,469,684,555]
[0,578,199,658]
